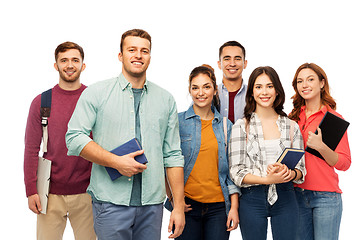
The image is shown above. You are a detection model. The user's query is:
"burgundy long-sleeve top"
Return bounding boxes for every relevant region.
[24,84,92,197]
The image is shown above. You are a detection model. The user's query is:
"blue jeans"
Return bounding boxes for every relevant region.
[239,182,298,240]
[176,197,230,240]
[92,201,163,240]
[295,188,342,240]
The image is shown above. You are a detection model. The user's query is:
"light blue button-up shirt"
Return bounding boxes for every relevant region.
[218,82,247,121]
[66,73,184,206]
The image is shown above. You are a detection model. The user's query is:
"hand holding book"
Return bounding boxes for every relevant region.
[106,138,148,180]
[265,163,293,184]
[305,111,349,160]
[113,149,147,177]
[306,127,324,151]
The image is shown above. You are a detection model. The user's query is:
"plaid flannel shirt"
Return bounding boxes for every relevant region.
[229,112,306,205]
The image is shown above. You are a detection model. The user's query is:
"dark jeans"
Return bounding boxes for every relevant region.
[239,182,298,240]
[176,197,229,240]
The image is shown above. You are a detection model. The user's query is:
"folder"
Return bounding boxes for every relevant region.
[105,138,148,181]
[37,156,51,214]
[276,148,305,169]
[305,111,350,160]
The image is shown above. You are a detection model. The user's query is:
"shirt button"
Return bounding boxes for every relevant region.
[128,178,131,181]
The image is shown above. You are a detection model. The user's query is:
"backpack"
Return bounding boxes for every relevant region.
[40,89,52,152]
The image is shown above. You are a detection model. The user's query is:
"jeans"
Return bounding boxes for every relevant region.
[239,182,298,240]
[92,202,163,240]
[176,197,230,240]
[295,188,342,240]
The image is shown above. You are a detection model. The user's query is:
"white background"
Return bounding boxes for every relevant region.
[1,0,358,239]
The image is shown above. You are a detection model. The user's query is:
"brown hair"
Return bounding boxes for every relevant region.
[189,64,220,112]
[54,41,84,61]
[288,63,336,121]
[120,29,151,53]
[244,66,287,123]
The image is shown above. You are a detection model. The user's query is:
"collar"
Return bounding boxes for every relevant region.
[118,73,148,92]
[220,80,246,93]
[184,105,222,123]
[300,104,329,115]
[250,112,286,127]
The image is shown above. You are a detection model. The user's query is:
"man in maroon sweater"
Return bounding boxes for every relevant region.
[24,42,96,239]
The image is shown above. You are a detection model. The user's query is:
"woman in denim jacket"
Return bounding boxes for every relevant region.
[166,64,240,240]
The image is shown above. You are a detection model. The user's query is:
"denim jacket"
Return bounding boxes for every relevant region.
[165,105,240,214]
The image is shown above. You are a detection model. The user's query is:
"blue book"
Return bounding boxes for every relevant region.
[105,138,148,181]
[276,148,305,169]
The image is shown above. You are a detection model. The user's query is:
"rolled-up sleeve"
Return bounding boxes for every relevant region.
[334,131,351,171]
[66,88,96,156]
[229,120,250,187]
[162,97,184,168]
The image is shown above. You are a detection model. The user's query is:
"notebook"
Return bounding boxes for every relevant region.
[276,148,305,169]
[105,138,148,181]
[305,111,349,160]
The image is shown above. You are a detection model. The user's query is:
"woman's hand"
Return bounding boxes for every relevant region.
[265,163,292,184]
[307,127,324,150]
[184,203,192,212]
[226,207,239,231]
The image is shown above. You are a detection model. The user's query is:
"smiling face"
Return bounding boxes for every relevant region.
[190,73,216,110]
[118,36,151,81]
[218,46,247,82]
[296,68,325,101]
[54,49,85,83]
[253,73,277,109]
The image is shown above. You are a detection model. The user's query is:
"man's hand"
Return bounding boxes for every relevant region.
[114,150,147,177]
[168,208,185,239]
[28,194,41,214]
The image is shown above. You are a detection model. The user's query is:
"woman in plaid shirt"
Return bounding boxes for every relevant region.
[229,66,306,240]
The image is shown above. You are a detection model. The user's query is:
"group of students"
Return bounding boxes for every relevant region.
[24,28,351,240]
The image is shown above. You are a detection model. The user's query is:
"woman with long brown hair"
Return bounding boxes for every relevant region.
[289,63,351,240]
[229,66,306,240]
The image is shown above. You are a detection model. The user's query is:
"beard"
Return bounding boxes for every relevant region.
[58,69,81,83]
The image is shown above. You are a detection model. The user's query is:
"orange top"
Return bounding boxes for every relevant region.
[295,105,351,193]
[185,119,225,203]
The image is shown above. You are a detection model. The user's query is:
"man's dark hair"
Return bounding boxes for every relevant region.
[219,41,246,59]
[55,41,84,61]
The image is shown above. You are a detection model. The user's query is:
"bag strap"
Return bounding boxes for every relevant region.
[290,120,295,148]
[243,118,249,142]
[40,89,52,153]
[223,117,227,147]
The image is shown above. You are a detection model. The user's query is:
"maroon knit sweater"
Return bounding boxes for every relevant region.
[24,84,92,197]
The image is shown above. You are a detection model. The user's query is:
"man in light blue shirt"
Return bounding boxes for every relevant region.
[217,41,248,123]
[66,29,185,240]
